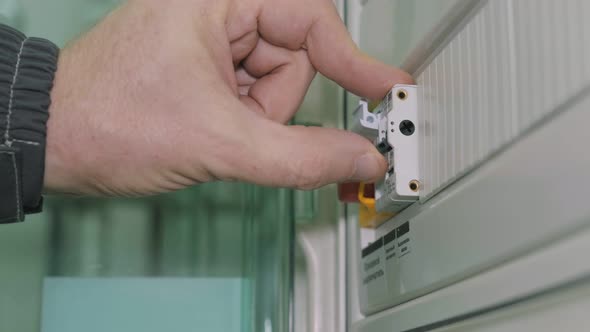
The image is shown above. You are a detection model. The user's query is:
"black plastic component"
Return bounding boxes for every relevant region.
[376,140,393,154]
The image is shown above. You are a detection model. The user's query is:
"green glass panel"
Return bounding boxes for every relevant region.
[0,185,294,332]
[42,278,243,332]
[0,1,294,331]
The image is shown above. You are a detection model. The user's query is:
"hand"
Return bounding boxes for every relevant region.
[45,0,412,196]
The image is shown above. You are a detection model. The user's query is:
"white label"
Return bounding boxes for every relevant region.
[397,222,411,258]
[361,221,413,305]
[383,227,401,298]
[361,238,387,300]
[383,230,397,262]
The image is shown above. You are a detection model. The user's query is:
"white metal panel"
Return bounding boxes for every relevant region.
[353,216,590,332]
[348,0,590,328]
[357,0,466,68]
[297,225,340,332]
[417,0,590,199]
[359,89,590,315]
[433,282,590,332]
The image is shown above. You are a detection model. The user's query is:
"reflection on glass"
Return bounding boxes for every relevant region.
[1,2,294,331]
[0,184,294,332]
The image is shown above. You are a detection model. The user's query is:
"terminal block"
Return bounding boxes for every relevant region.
[351,85,420,213]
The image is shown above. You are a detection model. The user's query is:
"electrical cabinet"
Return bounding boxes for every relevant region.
[1,1,590,332]
[345,0,590,331]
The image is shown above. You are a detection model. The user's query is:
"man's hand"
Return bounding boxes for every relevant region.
[45,0,412,196]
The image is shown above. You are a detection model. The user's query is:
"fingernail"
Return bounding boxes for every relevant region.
[351,153,384,181]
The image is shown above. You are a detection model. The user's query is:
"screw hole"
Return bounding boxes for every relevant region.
[397,89,408,100]
[409,180,420,192]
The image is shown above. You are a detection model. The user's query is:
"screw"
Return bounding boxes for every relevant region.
[399,120,415,136]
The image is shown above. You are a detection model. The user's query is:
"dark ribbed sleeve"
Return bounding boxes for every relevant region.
[0,24,59,223]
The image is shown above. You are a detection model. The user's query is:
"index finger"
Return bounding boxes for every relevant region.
[304,3,413,99]
[256,0,412,100]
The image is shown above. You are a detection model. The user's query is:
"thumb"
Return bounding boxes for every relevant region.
[237,119,387,189]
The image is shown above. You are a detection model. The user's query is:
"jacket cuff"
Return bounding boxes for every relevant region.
[0,24,59,222]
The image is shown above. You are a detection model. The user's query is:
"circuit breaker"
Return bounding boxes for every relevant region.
[351,85,419,215]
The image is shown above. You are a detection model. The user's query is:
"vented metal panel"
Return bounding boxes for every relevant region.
[354,0,590,319]
[417,0,590,199]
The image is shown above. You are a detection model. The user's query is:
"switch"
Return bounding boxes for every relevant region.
[350,85,420,214]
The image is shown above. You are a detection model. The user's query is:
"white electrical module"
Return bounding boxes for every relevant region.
[351,85,419,213]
